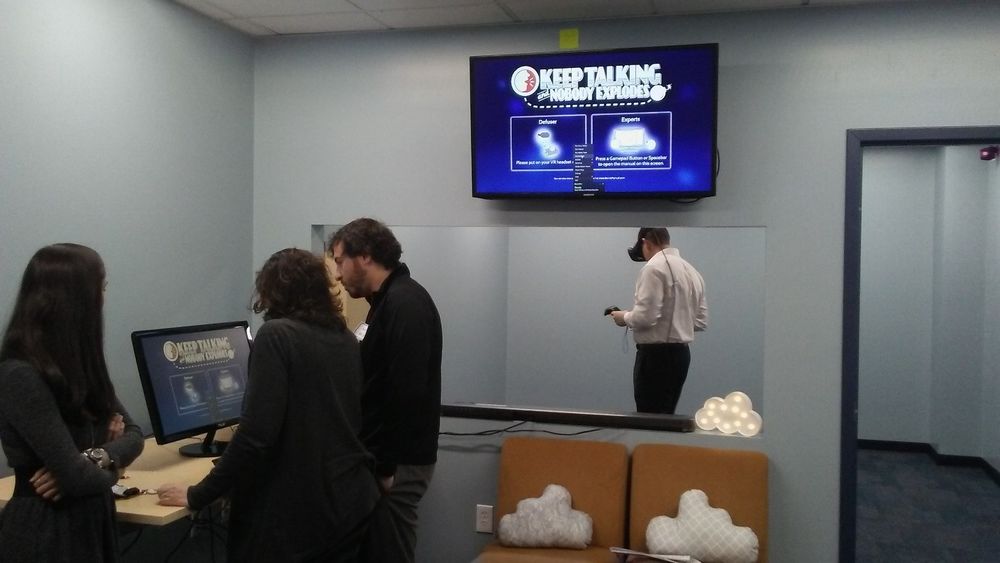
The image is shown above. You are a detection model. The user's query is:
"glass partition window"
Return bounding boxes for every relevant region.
[314,225,765,416]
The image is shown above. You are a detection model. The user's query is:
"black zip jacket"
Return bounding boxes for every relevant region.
[361,263,443,477]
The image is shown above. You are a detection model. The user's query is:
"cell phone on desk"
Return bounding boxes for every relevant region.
[111,483,141,499]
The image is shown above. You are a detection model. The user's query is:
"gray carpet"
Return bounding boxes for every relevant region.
[856,448,1000,562]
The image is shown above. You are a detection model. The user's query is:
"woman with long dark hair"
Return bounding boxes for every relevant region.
[0,243,144,561]
[157,248,380,562]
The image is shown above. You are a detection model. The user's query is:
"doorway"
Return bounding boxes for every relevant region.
[840,126,1000,561]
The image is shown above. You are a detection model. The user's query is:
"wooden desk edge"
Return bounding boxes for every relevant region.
[120,506,194,526]
[0,436,214,527]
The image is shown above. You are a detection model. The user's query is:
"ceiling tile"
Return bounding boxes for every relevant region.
[173,0,237,20]
[249,11,388,33]
[375,4,513,29]
[352,0,495,9]
[203,0,359,18]
[223,18,279,36]
[652,0,800,14]
[808,0,912,5]
[173,0,933,36]
[503,0,656,22]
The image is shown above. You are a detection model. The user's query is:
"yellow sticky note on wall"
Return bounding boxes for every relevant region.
[559,28,579,50]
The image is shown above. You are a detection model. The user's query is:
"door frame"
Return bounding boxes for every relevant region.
[839,125,1000,561]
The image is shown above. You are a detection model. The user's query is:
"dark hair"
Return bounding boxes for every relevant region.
[252,248,347,331]
[327,218,402,270]
[0,243,116,424]
[641,227,671,247]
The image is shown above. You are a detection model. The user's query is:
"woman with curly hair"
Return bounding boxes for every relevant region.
[0,243,144,561]
[157,248,379,562]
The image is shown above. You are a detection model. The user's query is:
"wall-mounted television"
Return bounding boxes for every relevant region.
[131,321,252,457]
[470,43,718,199]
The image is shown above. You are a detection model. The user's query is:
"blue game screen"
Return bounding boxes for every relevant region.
[470,44,718,198]
[136,324,251,440]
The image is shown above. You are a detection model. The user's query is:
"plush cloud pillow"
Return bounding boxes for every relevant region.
[646,489,758,563]
[497,484,593,549]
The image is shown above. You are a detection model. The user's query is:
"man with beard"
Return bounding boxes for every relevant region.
[328,218,442,563]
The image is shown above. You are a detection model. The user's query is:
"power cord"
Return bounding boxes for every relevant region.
[440,420,603,437]
[505,426,603,437]
[440,421,527,436]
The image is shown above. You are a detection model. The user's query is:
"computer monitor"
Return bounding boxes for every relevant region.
[131,321,252,457]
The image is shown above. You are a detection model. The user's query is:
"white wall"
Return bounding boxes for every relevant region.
[0,0,254,445]
[250,2,1000,561]
[859,147,937,443]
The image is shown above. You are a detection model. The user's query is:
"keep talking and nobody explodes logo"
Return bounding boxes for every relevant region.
[510,63,671,107]
[162,337,235,365]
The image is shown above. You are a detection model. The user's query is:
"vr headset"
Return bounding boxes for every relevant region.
[627,227,669,262]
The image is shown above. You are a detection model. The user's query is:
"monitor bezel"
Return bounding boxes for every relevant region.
[131,320,251,447]
[469,43,719,200]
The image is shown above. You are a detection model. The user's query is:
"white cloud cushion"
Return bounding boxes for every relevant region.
[646,489,759,563]
[497,484,593,549]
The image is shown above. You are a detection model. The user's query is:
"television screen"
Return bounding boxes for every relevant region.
[131,321,251,457]
[470,43,718,199]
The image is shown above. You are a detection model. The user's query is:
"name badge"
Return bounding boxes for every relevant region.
[354,323,369,342]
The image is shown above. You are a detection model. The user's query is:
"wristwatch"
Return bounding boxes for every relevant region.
[82,447,113,470]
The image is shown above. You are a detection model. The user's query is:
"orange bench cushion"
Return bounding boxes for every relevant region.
[478,543,618,563]
[628,443,768,562]
[493,436,629,550]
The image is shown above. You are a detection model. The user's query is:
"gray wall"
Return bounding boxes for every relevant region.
[860,146,997,462]
[251,2,1000,561]
[5,0,1000,561]
[984,157,1000,472]
[382,226,511,405]
[931,147,988,455]
[504,226,764,414]
[314,224,512,405]
[859,147,937,444]
[321,225,765,414]
[0,0,254,447]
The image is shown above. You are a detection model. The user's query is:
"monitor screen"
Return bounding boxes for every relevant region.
[131,321,251,456]
[470,43,718,199]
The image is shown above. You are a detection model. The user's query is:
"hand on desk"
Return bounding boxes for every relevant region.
[156,483,190,507]
[30,468,61,502]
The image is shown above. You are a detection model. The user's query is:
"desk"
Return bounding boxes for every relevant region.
[0,437,217,526]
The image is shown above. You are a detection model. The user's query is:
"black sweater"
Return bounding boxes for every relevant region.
[186,318,379,561]
[0,360,144,562]
[361,264,443,477]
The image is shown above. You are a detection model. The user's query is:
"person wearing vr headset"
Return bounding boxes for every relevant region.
[609,227,708,414]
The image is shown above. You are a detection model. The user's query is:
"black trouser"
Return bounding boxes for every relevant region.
[359,463,435,563]
[633,342,691,414]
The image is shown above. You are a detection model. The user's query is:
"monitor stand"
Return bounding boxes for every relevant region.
[179,428,228,458]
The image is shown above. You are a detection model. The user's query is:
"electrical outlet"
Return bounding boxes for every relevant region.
[475,504,494,533]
